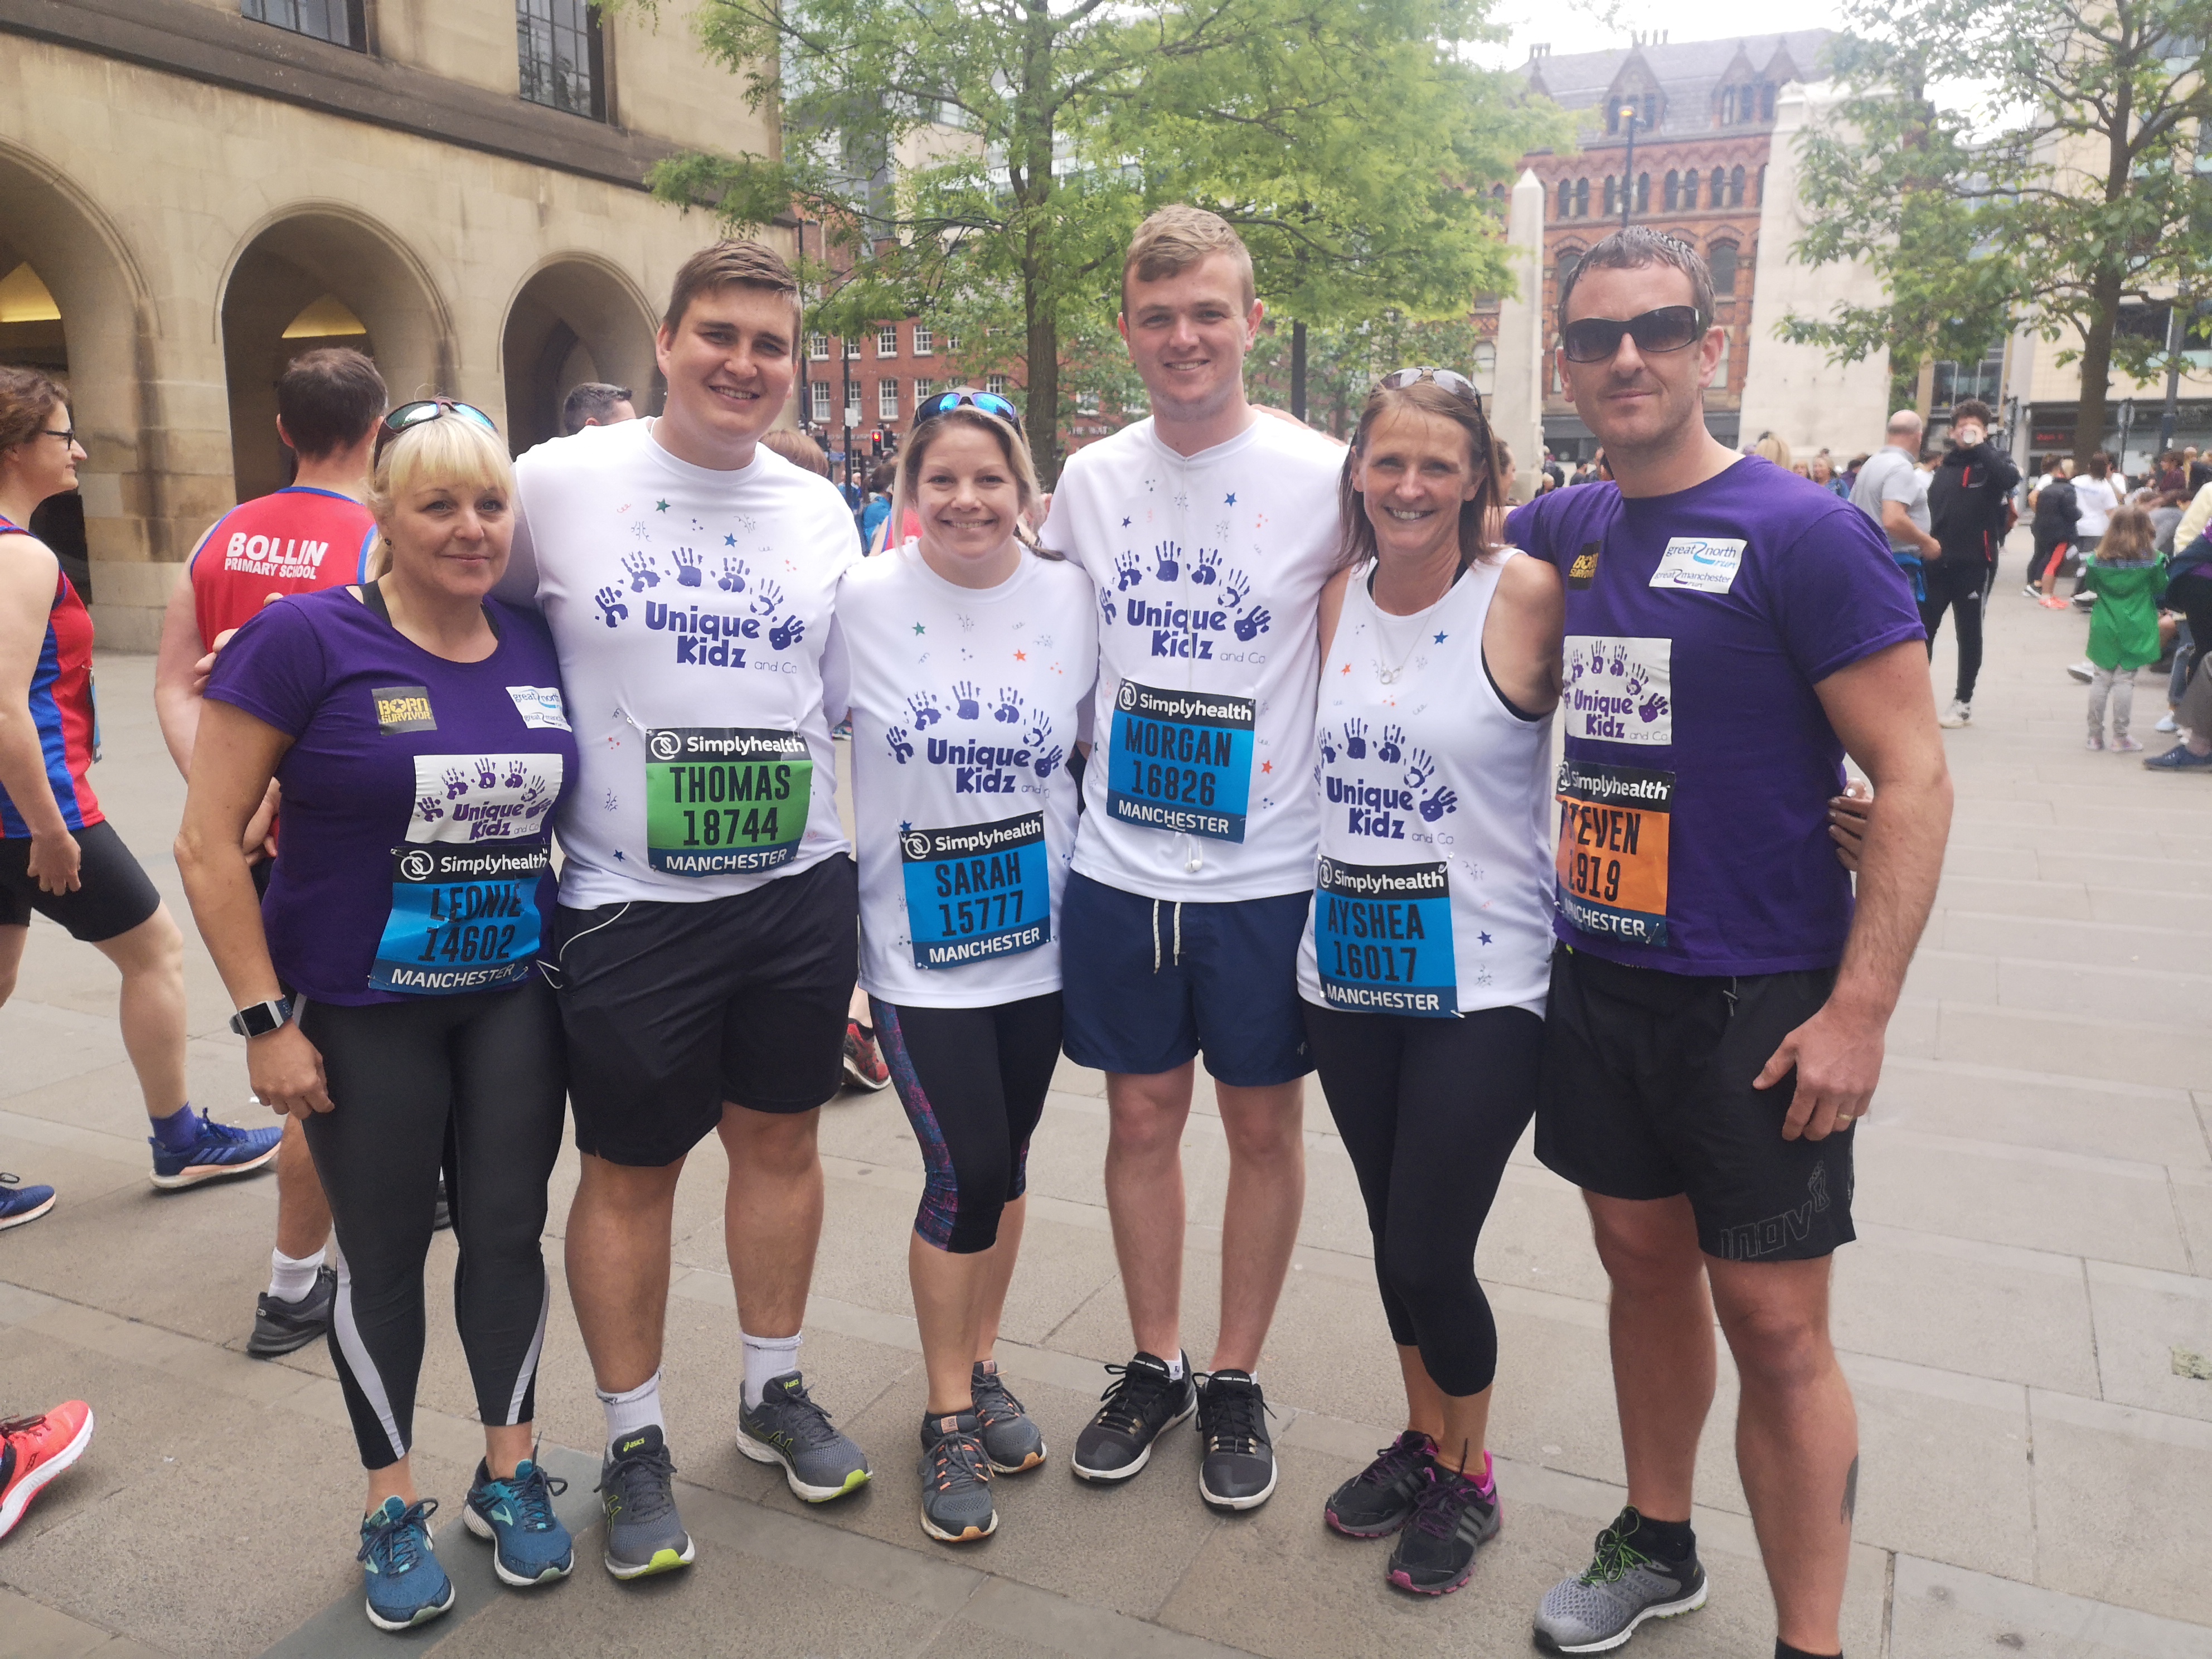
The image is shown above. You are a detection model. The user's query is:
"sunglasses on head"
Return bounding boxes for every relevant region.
[380,399,501,440]
[1377,366,1483,409]
[1560,305,1707,364]
[914,387,1021,425]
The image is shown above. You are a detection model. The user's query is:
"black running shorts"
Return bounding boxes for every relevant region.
[1536,945,1856,1263]
[0,820,163,943]
[548,855,858,1167]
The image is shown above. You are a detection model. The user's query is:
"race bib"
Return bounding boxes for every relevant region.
[1561,637,1672,746]
[1314,857,1457,1017]
[1106,681,1255,842]
[644,727,812,875]
[1555,759,1673,948]
[1649,536,1745,594]
[900,813,1050,969]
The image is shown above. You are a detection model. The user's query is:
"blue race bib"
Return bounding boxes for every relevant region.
[900,813,1050,969]
[1106,680,1254,842]
[369,841,547,995]
[1314,856,1457,1017]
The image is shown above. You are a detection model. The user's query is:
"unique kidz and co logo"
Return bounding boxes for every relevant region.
[408,754,562,843]
[885,683,1064,793]
[1097,541,1271,661]
[588,546,806,671]
[1563,636,1672,745]
[1317,719,1457,840]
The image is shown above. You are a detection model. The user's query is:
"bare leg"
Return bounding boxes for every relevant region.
[1210,1078,1305,1372]
[1104,1064,1195,1360]
[1398,1343,1445,1441]
[1586,1193,1717,1522]
[565,1151,685,1393]
[366,1422,538,1515]
[274,1114,333,1258]
[90,904,188,1120]
[0,921,25,1005]
[1392,1344,1492,1475]
[1710,1256,1857,1656]
[909,1232,988,1415]
[718,1102,823,1338]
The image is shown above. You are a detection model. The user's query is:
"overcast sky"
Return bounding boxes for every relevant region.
[1471,0,1852,73]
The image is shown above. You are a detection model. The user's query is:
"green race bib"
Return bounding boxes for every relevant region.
[644,726,811,875]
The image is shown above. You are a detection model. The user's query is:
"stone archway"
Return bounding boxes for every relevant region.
[499,256,660,454]
[220,206,455,502]
[0,140,163,619]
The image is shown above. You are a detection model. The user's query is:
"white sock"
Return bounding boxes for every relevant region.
[1162,1351,1186,1381]
[741,1330,803,1408]
[267,1246,325,1303]
[597,1371,664,1450]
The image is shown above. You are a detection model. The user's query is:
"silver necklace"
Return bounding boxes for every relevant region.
[1367,567,1452,683]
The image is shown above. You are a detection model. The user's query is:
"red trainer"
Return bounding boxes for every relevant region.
[0,1400,95,1541]
[842,1019,891,1092]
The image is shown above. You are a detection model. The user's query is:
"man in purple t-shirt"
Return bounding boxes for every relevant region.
[1506,230,1951,1659]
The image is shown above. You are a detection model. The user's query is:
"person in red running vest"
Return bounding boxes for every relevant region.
[154,347,386,1360]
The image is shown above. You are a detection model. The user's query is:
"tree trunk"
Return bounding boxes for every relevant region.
[2074,268,2124,468]
[1291,321,1307,421]
[1024,268,1060,485]
[1016,0,1060,483]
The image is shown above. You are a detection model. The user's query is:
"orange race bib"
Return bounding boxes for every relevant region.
[1555,759,1672,949]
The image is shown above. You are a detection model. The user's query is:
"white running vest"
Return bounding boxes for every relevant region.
[1297,552,1555,1017]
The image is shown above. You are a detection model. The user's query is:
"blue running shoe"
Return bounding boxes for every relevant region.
[0,1173,56,1233]
[148,1111,282,1190]
[464,1458,574,1586]
[357,1496,454,1632]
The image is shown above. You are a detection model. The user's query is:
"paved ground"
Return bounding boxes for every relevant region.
[4,540,2211,1659]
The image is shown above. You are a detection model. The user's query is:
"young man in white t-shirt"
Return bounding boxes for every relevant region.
[499,241,871,1579]
[1040,206,1344,1510]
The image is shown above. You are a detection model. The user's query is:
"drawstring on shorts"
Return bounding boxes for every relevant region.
[1149,899,1185,974]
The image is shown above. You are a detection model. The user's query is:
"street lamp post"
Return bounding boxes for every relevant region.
[1621,105,1639,226]
[794,217,808,435]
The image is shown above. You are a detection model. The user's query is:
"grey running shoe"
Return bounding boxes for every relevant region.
[737,1372,872,1501]
[596,1425,696,1580]
[916,1411,997,1543]
[971,1361,1046,1473]
[248,1264,335,1359]
[1534,1507,1708,1654]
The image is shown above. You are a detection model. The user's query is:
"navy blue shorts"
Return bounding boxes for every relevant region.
[1059,871,1313,1086]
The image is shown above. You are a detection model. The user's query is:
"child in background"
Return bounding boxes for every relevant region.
[2081,504,2167,751]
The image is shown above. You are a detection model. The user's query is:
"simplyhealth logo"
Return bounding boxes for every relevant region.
[587,547,807,670]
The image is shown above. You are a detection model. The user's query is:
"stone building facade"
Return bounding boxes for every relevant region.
[0,0,775,647]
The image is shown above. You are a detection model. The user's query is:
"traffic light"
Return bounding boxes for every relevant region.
[870,429,884,457]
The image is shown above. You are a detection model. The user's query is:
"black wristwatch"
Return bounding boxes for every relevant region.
[229,997,294,1039]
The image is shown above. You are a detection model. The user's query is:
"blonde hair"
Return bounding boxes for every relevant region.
[2097,502,2159,566]
[1752,431,1793,470]
[363,413,515,579]
[892,402,1058,559]
[1122,205,1255,314]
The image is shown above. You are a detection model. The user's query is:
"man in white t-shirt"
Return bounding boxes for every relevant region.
[499,241,870,1580]
[1040,206,1344,1511]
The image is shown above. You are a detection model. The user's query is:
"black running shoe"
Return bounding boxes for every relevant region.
[1325,1429,1435,1537]
[1195,1369,1275,1510]
[248,1264,336,1358]
[1386,1459,1500,1595]
[1070,1351,1195,1483]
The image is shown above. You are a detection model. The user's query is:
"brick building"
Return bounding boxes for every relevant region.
[792,317,1017,479]
[1514,31,1834,460]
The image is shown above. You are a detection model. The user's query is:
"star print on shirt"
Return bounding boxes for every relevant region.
[1434,632,1448,643]
[1260,760,1273,774]
[1225,493,1237,505]
[725,533,738,546]
[900,821,914,834]
[655,500,670,512]
[1122,517,1132,527]
[1479,932,1493,945]
[1340,663,1352,675]
[913,623,926,635]
[1014,649,1027,661]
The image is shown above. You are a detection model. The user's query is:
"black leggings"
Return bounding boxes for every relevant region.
[1302,1001,1542,1397]
[2027,534,2070,586]
[300,979,566,1470]
[870,992,1061,1254]
[1921,555,1995,702]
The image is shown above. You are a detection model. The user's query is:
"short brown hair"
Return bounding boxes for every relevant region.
[663,239,799,345]
[760,426,829,476]
[1556,226,1714,336]
[278,347,387,459]
[0,366,67,454]
[1951,399,1994,428]
[1121,205,1255,314]
[1336,377,1501,573]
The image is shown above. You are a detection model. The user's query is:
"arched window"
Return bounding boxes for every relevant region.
[1709,242,1738,294]
[1683,171,1699,209]
[1759,82,1776,121]
[1574,177,1590,217]
[1604,175,1618,216]
[1643,94,1658,127]
[1730,165,1747,206]
[1559,178,1573,220]
[1637,172,1651,212]
[1663,170,1679,210]
[1558,250,1583,290]
[1607,103,1621,134]
[1711,167,1726,206]
[1721,87,1736,124]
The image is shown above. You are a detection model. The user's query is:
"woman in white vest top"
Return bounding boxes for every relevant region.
[1298,369,1563,1598]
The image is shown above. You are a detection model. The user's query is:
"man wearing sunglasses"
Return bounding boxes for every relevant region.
[1505,229,1950,1659]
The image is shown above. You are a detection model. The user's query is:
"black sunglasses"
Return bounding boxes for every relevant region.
[1377,366,1483,410]
[914,387,1021,425]
[382,398,499,438]
[1560,305,1707,363]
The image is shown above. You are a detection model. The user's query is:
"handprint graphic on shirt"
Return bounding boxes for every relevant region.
[1318,729,1339,764]
[620,552,660,592]
[1099,585,1117,624]
[442,767,470,800]
[887,726,915,764]
[518,777,549,812]
[749,579,784,617]
[993,688,1023,725]
[1034,743,1065,779]
[907,692,942,729]
[1378,724,1404,764]
[1114,551,1143,591]
[1221,567,1252,611]
[593,586,628,627]
[415,794,444,824]
[953,681,982,720]
[1152,542,1181,581]
[1344,718,1369,759]
[502,759,527,789]
[672,547,703,587]
[473,758,498,789]
[770,615,806,651]
[1234,606,1272,642]
[1023,712,1054,749]
[1639,689,1671,724]
[1403,746,1437,790]
[1191,546,1221,585]
[1420,786,1459,822]
[717,557,749,593]
[1608,642,1628,677]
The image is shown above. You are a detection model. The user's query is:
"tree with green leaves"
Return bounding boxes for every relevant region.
[643,0,1560,480]
[1782,0,2212,460]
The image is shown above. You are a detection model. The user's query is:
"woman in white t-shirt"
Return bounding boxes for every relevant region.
[2074,452,2121,551]
[821,390,1096,1547]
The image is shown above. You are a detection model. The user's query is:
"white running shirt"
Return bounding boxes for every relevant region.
[822,541,1097,1007]
[1297,555,1554,1016]
[1040,413,1344,903]
[503,418,858,908]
